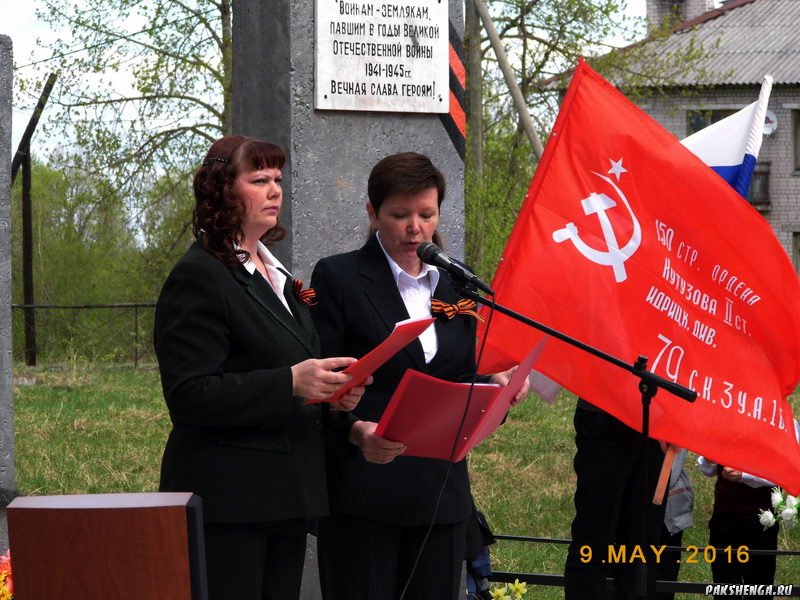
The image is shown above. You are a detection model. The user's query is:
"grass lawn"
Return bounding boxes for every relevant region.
[12,366,169,496]
[12,366,800,597]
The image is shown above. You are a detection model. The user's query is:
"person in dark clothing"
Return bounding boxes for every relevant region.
[310,152,526,600]
[155,135,366,600]
[564,399,667,599]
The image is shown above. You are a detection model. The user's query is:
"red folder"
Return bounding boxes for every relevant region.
[375,344,542,461]
[306,316,436,404]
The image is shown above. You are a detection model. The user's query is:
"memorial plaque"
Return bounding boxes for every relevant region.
[315,0,449,112]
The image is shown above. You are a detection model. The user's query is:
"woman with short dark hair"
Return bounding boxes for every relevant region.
[310,151,527,600]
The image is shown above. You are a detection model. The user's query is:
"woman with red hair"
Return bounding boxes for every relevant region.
[155,135,366,600]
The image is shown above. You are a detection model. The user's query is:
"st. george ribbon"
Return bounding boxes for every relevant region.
[416,242,495,296]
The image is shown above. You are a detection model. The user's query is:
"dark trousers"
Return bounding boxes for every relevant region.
[204,519,307,600]
[318,511,467,600]
[656,526,684,600]
[709,512,779,600]
[564,406,667,599]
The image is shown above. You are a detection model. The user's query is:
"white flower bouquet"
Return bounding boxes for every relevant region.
[759,487,798,530]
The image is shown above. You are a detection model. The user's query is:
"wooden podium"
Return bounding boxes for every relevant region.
[7,492,207,599]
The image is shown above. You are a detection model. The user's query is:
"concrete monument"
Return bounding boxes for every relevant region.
[232,2,467,596]
[0,34,16,552]
[232,0,466,284]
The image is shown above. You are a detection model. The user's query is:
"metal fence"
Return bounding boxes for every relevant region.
[11,303,157,368]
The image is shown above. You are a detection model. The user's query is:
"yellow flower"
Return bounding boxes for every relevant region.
[490,585,511,600]
[509,578,528,597]
[0,574,11,600]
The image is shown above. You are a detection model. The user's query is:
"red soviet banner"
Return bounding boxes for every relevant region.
[478,60,800,494]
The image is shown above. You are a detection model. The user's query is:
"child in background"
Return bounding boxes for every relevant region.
[698,420,799,600]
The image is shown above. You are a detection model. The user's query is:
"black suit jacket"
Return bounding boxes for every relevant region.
[310,236,477,526]
[154,240,327,523]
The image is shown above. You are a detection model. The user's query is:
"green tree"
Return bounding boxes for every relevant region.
[10,0,232,359]
[16,0,231,259]
[10,160,149,362]
[136,170,196,300]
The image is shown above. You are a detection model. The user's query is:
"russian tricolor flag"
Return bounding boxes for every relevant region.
[681,75,773,197]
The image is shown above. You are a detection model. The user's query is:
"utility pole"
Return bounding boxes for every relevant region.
[11,73,56,184]
[21,155,34,366]
[12,73,56,366]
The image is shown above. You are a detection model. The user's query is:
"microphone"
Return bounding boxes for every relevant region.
[416,242,495,295]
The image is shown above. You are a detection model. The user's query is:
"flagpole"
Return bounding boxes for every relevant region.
[732,74,773,195]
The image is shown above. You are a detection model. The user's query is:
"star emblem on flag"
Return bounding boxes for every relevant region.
[607,157,628,181]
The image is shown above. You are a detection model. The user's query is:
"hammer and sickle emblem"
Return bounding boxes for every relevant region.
[552,171,641,283]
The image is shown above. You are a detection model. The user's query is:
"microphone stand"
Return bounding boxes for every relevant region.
[453,281,696,598]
